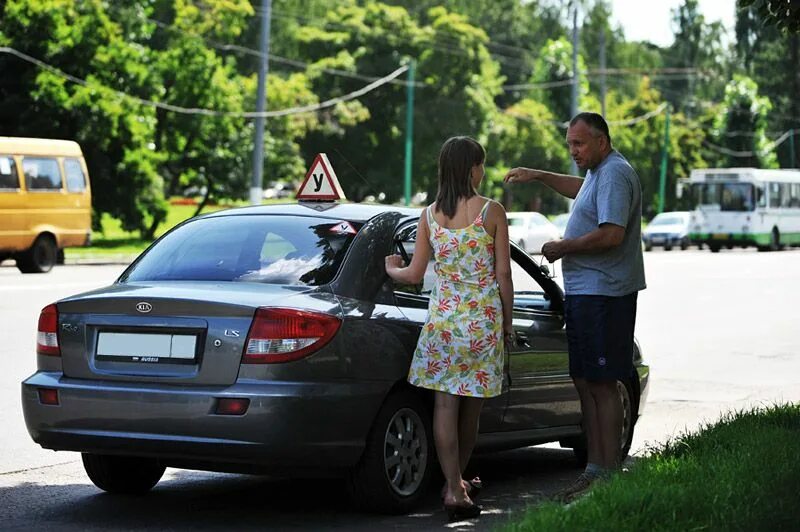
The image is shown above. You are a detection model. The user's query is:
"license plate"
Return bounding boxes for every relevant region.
[712,233,728,240]
[96,332,197,363]
[651,236,665,243]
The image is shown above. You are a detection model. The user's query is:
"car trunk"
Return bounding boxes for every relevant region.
[55,281,316,386]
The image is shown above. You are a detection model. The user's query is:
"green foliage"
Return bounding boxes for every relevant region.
[714,74,778,168]
[739,0,800,33]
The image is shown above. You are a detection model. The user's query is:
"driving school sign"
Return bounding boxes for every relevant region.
[296,153,346,201]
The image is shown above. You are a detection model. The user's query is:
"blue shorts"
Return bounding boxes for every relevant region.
[564,293,638,382]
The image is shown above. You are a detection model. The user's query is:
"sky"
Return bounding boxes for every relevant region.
[607,0,737,47]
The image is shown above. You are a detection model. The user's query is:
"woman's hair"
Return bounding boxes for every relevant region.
[435,136,485,218]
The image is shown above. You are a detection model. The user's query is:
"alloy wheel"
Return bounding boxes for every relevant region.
[383,407,428,497]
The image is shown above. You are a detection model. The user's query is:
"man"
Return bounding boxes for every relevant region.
[504,112,646,500]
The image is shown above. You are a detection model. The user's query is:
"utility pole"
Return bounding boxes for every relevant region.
[789,129,796,168]
[250,0,272,205]
[570,2,579,178]
[599,28,606,117]
[658,105,671,214]
[404,59,416,206]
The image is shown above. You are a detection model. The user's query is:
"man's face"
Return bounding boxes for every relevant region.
[566,121,606,170]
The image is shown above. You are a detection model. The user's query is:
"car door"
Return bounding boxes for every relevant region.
[386,221,508,432]
[501,249,582,430]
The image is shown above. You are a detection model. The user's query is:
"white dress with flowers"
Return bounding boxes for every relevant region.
[407,201,505,398]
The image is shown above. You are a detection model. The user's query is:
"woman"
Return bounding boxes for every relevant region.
[385,136,514,521]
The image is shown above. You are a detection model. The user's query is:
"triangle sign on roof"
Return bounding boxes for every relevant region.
[296,153,346,201]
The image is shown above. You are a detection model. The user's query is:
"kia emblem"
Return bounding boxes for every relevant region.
[136,302,153,313]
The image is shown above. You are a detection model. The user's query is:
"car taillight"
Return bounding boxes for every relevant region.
[242,308,341,364]
[37,304,60,356]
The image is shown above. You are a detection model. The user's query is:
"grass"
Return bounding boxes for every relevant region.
[503,403,800,532]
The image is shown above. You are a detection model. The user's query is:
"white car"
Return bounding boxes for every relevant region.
[642,211,692,251]
[551,212,571,238]
[507,212,561,254]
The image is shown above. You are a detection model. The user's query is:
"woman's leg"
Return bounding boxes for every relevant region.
[434,391,470,505]
[457,396,485,476]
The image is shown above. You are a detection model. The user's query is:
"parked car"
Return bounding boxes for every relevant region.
[507,211,561,254]
[642,211,692,251]
[262,181,294,199]
[21,202,649,514]
[551,212,571,238]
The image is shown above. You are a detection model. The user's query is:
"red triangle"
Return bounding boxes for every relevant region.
[296,153,346,201]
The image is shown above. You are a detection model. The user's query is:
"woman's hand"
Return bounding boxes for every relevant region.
[384,254,405,273]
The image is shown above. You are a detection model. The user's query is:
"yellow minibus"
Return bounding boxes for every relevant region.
[0,137,92,273]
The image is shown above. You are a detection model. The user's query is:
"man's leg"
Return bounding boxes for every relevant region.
[573,377,602,467]
[588,379,623,469]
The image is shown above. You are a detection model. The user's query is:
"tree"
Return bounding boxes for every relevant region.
[660,0,729,117]
[292,3,503,202]
[738,0,800,33]
[713,74,778,169]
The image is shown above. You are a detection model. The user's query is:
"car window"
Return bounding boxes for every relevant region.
[64,158,87,192]
[0,156,19,190]
[392,222,551,310]
[23,157,62,191]
[121,214,362,286]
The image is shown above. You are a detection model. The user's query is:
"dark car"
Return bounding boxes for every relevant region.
[21,202,649,513]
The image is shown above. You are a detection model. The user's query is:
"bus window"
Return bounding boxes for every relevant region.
[23,157,62,191]
[768,182,781,208]
[756,186,766,208]
[0,156,19,190]
[790,184,800,208]
[720,183,754,211]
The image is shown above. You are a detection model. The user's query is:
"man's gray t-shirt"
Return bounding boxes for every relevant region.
[562,150,646,297]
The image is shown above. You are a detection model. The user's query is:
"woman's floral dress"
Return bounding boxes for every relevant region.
[407,201,505,398]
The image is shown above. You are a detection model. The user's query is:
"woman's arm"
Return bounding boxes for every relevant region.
[385,210,432,285]
[489,201,515,337]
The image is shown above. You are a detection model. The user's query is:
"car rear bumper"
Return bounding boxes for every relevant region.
[21,371,388,471]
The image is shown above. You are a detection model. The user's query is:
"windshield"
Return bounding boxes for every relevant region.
[691,182,755,212]
[650,214,687,226]
[120,214,361,285]
[508,217,526,227]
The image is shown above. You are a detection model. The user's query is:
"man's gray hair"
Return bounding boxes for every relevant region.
[570,112,612,144]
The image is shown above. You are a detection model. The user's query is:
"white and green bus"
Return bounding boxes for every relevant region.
[688,168,800,252]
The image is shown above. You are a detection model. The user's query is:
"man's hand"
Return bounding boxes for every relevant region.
[541,239,567,263]
[504,167,540,184]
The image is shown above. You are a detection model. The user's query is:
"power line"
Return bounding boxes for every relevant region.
[145,16,424,88]
[702,129,798,157]
[505,102,668,129]
[0,46,409,118]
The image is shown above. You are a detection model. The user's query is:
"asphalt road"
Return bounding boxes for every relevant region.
[1,248,799,530]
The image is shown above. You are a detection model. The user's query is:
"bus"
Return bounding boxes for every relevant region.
[687,168,800,252]
[0,137,92,273]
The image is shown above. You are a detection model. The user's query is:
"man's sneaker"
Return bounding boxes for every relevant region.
[553,473,596,503]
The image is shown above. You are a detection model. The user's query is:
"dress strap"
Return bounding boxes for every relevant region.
[475,200,491,223]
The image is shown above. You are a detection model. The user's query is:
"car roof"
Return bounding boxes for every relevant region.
[200,202,422,223]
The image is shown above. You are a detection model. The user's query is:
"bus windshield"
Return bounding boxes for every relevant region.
[692,182,755,211]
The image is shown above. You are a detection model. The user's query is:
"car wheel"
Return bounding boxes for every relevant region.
[17,234,57,273]
[644,243,652,252]
[570,379,636,465]
[346,389,433,514]
[664,244,672,251]
[82,453,165,494]
[709,244,721,253]
[680,238,689,250]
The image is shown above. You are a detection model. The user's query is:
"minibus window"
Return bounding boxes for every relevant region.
[0,156,19,190]
[64,159,86,192]
[23,158,62,191]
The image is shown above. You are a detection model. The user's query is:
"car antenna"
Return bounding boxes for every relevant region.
[333,148,380,200]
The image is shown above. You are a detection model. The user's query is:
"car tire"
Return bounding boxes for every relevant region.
[17,234,57,273]
[709,244,721,253]
[664,244,672,251]
[680,238,689,250]
[346,389,433,514]
[82,453,165,494]
[644,243,652,252]
[570,379,636,466]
